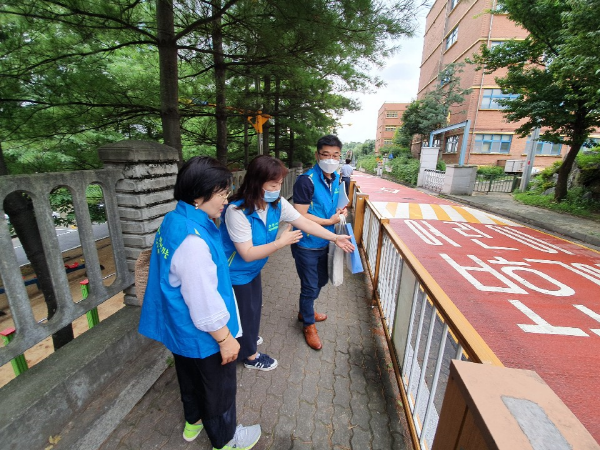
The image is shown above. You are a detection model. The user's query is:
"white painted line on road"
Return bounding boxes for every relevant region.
[439,205,467,222]
[419,204,438,221]
[463,207,501,224]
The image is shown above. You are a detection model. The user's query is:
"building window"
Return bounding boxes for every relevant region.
[490,41,504,48]
[450,0,459,10]
[445,135,459,153]
[386,111,398,118]
[445,26,458,50]
[473,134,512,153]
[480,88,518,109]
[385,126,396,132]
[383,139,393,146]
[526,137,562,156]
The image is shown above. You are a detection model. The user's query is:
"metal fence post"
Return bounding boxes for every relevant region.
[80,279,99,329]
[0,328,29,375]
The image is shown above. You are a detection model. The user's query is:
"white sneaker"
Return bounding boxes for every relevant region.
[214,424,261,449]
[256,336,263,346]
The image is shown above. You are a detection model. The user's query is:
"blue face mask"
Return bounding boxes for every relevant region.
[263,189,280,203]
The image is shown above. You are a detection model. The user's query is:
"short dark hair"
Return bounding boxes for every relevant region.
[316,135,343,151]
[345,159,351,164]
[230,155,289,214]
[173,156,232,205]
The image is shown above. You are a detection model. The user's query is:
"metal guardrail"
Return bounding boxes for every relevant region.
[349,182,502,450]
[422,169,445,193]
[473,173,519,193]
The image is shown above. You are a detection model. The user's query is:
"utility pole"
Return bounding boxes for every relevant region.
[520,127,540,191]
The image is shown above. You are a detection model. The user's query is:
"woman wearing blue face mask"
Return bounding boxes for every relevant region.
[221,155,353,371]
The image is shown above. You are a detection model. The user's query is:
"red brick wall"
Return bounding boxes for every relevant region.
[416,0,583,170]
[376,103,409,153]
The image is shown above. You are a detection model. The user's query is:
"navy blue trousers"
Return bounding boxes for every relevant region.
[291,244,329,326]
[233,273,262,361]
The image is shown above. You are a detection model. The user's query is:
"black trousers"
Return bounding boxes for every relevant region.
[233,273,262,361]
[173,352,237,449]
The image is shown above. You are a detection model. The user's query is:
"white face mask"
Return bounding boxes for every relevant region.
[318,159,340,174]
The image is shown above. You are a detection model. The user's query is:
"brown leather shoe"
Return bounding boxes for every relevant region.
[297,312,327,322]
[303,324,322,350]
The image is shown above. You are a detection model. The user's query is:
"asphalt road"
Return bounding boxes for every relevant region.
[12,222,109,267]
[353,171,600,443]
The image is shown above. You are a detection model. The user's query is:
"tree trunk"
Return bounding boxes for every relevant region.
[274,77,281,160]
[262,76,271,155]
[555,109,587,202]
[288,128,295,167]
[243,120,249,168]
[0,143,8,176]
[555,142,582,202]
[1,146,74,349]
[212,0,228,165]
[156,0,183,163]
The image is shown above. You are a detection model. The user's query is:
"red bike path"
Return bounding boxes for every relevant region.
[352,172,600,443]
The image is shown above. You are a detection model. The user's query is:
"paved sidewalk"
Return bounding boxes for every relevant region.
[99,246,411,450]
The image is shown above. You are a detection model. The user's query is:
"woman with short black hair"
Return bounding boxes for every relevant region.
[139,156,261,450]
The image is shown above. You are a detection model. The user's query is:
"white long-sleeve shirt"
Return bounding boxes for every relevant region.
[169,234,241,336]
[224,197,301,243]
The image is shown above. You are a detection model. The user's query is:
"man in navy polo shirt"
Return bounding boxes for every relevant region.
[292,135,348,350]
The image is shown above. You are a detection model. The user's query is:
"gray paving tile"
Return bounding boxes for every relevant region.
[101,243,411,450]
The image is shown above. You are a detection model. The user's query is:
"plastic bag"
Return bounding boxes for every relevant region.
[345,223,363,274]
[328,215,346,286]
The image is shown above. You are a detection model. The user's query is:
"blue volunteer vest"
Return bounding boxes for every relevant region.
[220,200,282,285]
[297,165,340,249]
[138,200,240,359]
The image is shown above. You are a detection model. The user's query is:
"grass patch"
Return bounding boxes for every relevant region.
[513,188,600,221]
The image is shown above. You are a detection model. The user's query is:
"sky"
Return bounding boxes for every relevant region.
[336,14,427,144]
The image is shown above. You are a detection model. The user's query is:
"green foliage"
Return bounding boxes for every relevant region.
[0,0,419,171]
[576,147,600,186]
[476,165,505,177]
[399,63,471,142]
[388,157,420,186]
[470,0,600,201]
[436,159,446,171]
[356,155,378,173]
[49,185,107,227]
[358,140,376,156]
[514,188,600,220]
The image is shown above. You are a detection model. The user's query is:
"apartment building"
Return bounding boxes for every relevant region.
[417,0,599,169]
[375,102,409,154]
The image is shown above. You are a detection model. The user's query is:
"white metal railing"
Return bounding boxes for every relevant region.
[422,169,445,193]
[350,182,501,450]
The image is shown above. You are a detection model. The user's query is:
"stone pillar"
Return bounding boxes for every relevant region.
[441,164,478,195]
[433,360,598,449]
[98,140,179,305]
[417,146,440,187]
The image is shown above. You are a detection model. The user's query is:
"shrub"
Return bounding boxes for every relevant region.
[356,155,378,173]
[386,157,420,186]
[576,147,600,186]
[477,165,504,177]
